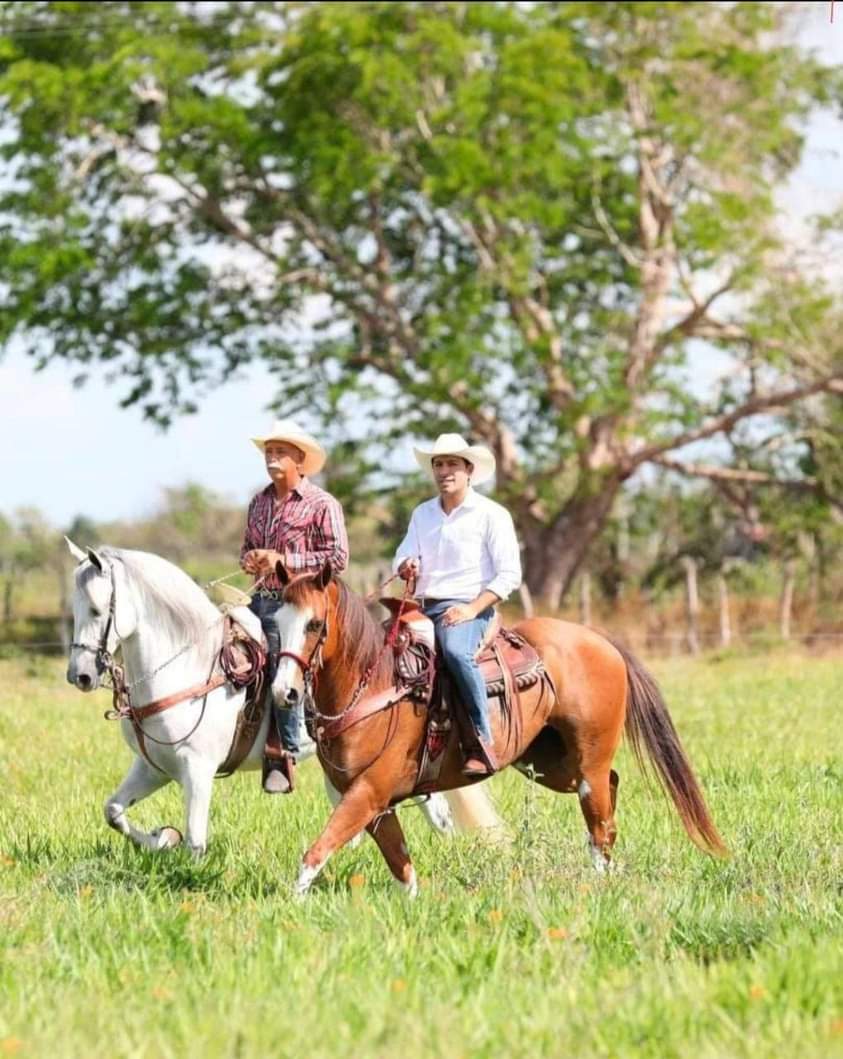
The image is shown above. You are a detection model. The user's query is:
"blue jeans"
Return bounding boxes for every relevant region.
[423,599,494,745]
[249,594,300,756]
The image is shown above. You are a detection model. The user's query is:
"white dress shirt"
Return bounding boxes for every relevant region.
[393,487,522,603]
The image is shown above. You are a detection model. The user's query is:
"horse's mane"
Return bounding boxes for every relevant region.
[102,547,222,646]
[285,577,394,688]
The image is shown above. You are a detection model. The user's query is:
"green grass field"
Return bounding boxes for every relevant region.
[1,652,840,1058]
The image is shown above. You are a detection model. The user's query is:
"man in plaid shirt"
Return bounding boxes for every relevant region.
[241,420,349,794]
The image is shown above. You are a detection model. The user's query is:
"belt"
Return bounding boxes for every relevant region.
[417,597,449,609]
[253,588,284,601]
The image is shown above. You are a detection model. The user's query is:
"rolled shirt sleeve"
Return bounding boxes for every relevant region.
[483,506,522,602]
[239,495,260,571]
[392,510,421,574]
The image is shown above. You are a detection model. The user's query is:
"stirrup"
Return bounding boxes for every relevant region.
[262,751,296,794]
[461,739,497,777]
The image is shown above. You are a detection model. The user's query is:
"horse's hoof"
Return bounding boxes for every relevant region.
[153,826,183,851]
[294,860,322,898]
[394,867,419,899]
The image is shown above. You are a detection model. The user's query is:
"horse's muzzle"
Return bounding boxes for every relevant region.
[67,664,99,692]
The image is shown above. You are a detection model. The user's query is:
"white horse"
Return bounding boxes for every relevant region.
[65,541,504,859]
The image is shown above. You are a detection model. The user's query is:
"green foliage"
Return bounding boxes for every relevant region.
[1,1,841,599]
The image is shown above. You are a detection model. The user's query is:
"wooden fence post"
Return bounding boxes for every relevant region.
[681,556,700,655]
[717,566,731,648]
[579,570,591,626]
[780,557,797,640]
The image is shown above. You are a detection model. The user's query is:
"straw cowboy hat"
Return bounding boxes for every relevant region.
[414,433,496,486]
[250,419,326,476]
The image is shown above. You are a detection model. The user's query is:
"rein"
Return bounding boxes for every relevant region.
[71,557,250,771]
[277,618,329,707]
[296,577,417,775]
[308,576,414,732]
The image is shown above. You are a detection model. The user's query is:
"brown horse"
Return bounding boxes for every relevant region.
[270,563,726,896]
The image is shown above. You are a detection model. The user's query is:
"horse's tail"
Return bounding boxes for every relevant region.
[444,784,508,838]
[610,638,727,857]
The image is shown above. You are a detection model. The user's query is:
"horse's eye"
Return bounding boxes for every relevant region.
[306,619,322,633]
[90,608,101,619]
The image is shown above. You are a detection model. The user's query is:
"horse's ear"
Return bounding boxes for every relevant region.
[275,561,290,586]
[316,560,332,589]
[64,536,87,564]
[86,547,104,573]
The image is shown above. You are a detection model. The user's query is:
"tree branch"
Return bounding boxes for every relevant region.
[651,454,817,488]
[633,373,843,466]
[655,274,738,352]
[456,214,575,407]
[623,80,676,394]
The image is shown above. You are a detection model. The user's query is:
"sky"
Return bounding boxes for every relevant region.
[1,3,841,528]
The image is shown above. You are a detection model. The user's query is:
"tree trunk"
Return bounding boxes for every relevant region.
[522,477,622,608]
[615,514,629,601]
[681,556,700,655]
[779,557,797,640]
[717,568,731,648]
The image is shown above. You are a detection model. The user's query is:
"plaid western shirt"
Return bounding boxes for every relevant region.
[240,479,349,590]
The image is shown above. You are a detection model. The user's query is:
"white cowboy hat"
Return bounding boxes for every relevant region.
[414,433,496,486]
[250,419,326,476]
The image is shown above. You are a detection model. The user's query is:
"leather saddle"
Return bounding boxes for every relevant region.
[379,598,544,695]
[213,607,273,777]
[379,598,547,790]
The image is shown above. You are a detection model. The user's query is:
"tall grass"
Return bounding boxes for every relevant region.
[1,652,840,1058]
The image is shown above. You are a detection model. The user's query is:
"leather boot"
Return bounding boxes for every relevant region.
[461,738,498,777]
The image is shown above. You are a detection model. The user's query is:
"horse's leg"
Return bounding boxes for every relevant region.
[443,785,507,835]
[296,776,384,896]
[367,811,418,897]
[515,728,619,872]
[416,792,454,834]
[180,756,218,858]
[577,766,618,873]
[104,756,181,852]
[324,776,455,840]
[323,775,364,850]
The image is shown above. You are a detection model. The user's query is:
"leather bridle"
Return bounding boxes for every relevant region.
[277,615,329,703]
[70,561,119,674]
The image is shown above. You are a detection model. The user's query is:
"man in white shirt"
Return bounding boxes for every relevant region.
[394,434,522,776]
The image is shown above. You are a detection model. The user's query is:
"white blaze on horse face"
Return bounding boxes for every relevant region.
[271,601,314,705]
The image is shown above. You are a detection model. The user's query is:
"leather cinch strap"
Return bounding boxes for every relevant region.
[132,675,227,721]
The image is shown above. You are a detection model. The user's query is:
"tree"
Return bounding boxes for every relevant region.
[0,507,55,622]
[1,1,841,604]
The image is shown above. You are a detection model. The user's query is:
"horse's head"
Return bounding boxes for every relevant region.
[269,560,334,710]
[65,538,139,691]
